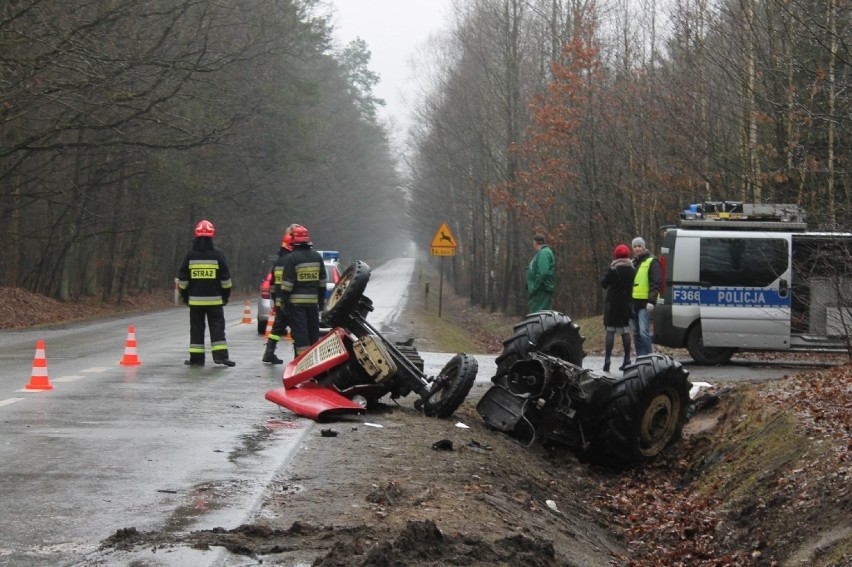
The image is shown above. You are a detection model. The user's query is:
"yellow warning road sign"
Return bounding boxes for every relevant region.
[431,223,457,248]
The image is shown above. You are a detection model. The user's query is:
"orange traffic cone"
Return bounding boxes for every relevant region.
[25,340,53,391]
[241,300,252,324]
[284,327,292,342]
[264,310,275,340]
[119,325,142,366]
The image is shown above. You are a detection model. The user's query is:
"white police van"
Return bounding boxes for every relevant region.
[653,202,852,364]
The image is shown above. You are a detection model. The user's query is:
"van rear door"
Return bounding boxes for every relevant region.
[698,232,791,349]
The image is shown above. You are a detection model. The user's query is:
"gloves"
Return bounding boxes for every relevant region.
[646,302,655,314]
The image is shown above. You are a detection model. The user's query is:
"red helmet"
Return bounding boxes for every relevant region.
[194,219,215,238]
[290,224,311,244]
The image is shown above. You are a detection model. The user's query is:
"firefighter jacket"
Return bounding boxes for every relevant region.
[271,248,291,309]
[177,241,233,307]
[280,246,327,307]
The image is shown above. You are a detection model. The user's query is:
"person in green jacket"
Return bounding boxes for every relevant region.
[525,234,556,313]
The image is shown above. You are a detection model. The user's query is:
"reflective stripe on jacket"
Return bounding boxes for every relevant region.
[281,247,327,305]
[177,247,232,307]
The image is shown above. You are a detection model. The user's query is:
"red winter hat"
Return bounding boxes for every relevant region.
[614,244,630,259]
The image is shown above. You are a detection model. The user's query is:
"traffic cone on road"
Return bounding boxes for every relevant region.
[285,327,292,342]
[264,310,275,340]
[25,340,53,391]
[119,325,142,366]
[241,300,252,324]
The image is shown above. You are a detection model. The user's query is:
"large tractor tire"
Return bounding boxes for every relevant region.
[322,261,371,328]
[423,353,479,418]
[591,354,691,468]
[493,311,585,384]
[686,323,735,366]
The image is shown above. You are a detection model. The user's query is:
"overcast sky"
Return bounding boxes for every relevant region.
[329,0,453,140]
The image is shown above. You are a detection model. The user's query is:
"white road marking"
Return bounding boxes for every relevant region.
[53,376,83,383]
[0,398,24,407]
[81,367,111,373]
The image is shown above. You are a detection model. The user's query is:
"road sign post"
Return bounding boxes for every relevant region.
[429,223,458,318]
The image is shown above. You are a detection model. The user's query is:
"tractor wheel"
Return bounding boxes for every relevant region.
[423,353,479,418]
[322,261,371,328]
[591,354,691,468]
[493,311,585,384]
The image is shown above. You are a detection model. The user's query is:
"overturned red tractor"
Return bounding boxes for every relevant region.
[265,261,478,420]
[265,262,692,468]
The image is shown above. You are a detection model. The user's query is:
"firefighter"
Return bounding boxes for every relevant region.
[177,219,235,367]
[263,226,295,364]
[280,224,326,357]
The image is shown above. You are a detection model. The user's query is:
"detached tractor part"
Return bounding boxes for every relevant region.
[479,310,691,468]
[265,261,478,420]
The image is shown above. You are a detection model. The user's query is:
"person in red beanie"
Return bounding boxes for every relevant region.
[601,244,635,372]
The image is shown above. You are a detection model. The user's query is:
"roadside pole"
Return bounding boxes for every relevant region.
[429,222,458,319]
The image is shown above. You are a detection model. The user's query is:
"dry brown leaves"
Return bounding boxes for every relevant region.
[0,287,175,330]
[599,363,851,567]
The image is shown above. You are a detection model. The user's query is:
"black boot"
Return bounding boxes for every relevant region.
[619,333,632,370]
[602,360,611,372]
[213,349,236,367]
[263,340,283,364]
[184,354,205,366]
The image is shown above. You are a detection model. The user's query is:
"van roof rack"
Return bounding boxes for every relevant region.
[679,202,808,230]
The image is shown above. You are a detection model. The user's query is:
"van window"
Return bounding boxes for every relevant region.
[700,238,788,287]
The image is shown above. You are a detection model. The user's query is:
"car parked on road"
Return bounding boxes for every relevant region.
[257,270,274,334]
[318,251,341,302]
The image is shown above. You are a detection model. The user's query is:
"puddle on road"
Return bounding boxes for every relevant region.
[163,480,249,532]
[163,416,307,531]
[226,416,305,463]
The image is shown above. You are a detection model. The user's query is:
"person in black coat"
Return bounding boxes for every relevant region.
[280,224,327,357]
[601,244,635,372]
[177,219,235,367]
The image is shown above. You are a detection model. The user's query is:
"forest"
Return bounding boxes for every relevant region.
[2,0,849,321]
[1,0,405,301]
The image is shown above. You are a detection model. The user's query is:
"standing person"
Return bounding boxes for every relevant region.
[630,236,663,357]
[262,226,295,364]
[177,219,235,367]
[525,234,556,313]
[601,244,636,372]
[280,225,327,357]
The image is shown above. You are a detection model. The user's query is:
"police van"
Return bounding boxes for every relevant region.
[653,202,852,364]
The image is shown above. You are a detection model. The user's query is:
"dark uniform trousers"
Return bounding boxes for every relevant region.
[288,304,320,356]
[189,306,229,363]
[268,308,289,343]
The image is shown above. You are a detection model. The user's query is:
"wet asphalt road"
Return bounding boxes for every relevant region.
[0,259,427,566]
[0,258,834,566]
